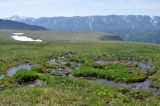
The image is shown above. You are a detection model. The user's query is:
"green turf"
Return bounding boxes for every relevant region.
[73,63,147,82]
[0,30,160,105]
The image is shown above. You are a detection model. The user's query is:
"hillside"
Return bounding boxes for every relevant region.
[0,31,160,105]
[0,30,123,42]
[0,19,47,30]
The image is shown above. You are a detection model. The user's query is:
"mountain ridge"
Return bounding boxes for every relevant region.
[5,15,160,32]
[0,19,47,30]
[3,15,160,44]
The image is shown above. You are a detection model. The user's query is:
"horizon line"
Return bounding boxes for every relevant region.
[2,14,160,19]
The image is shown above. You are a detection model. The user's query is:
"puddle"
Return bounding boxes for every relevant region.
[92,78,160,96]
[49,57,81,75]
[49,58,57,64]
[94,79,126,87]
[93,60,157,94]
[93,79,152,89]
[48,66,73,76]
[138,63,153,70]
[7,64,33,76]
[126,61,153,70]
[127,79,160,95]
[48,52,80,76]
[95,60,153,70]
[48,52,81,75]
[95,60,117,64]
[12,33,42,42]
[49,58,67,65]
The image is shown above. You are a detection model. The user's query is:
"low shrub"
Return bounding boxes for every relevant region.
[13,70,38,85]
[73,63,146,82]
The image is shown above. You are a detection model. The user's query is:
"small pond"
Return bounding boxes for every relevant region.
[95,60,154,70]
[138,62,153,70]
[93,78,160,96]
[48,57,81,75]
[7,64,33,76]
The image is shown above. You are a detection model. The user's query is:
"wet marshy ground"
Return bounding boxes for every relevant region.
[90,56,159,95]
[92,79,160,96]
[0,64,37,80]
[0,53,159,95]
[48,52,81,76]
[77,55,159,95]
[95,60,154,70]
[7,64,34,76]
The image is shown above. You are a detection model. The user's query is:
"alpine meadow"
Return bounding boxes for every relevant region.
[0,0,160,106]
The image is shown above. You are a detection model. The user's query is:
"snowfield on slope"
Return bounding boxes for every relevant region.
[12,33,42,42]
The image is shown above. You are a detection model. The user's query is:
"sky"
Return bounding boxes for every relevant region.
[0,0,160,18]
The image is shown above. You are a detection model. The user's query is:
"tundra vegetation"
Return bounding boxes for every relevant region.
[0,30,160,106]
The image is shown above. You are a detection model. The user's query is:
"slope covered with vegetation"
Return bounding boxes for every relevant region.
[0,19,47,30]
[0,30,160,106]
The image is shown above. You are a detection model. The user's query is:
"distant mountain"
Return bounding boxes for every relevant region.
[5,15,160,32]
[109,31,160,44]
[7,15,29,21]
[5,15,160,44]
[0,19,47,30]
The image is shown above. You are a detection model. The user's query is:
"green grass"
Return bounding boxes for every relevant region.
[0,30,160,105]
[0,71,159,106]
[73,63,147,82]
[13,70,39,85]
[0,30,106,42]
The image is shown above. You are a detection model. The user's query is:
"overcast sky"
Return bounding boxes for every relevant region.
[0,0,160,18]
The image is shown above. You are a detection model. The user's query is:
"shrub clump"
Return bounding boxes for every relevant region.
[13,70,38,85]
[73,63,147,82]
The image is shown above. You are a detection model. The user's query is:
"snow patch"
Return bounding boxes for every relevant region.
[12,33,42,42]
[150,16,155,20]
[123,15,128,21]
[88,16,93,31]
[122,15,130,23]
[150,16,158,25]
[102,17,108,24]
